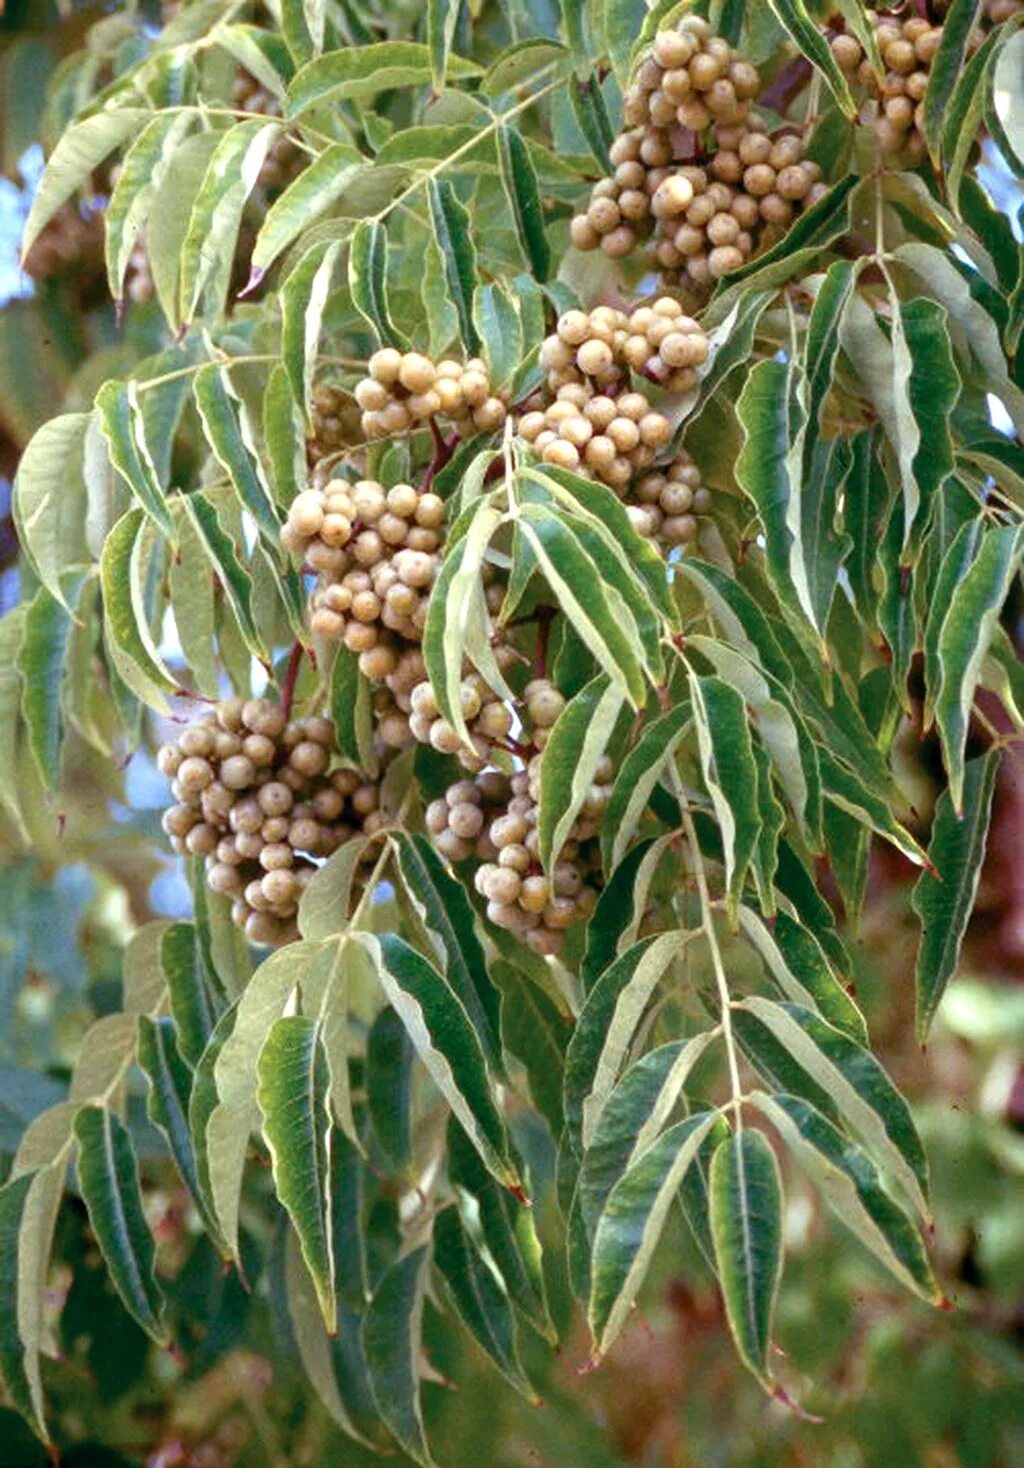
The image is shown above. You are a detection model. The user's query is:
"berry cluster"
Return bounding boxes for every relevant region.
[831,14,944,159]
[630,453,713,552]
[355,350,507,441]
[540,301,709,393]
[158,700,381,946]
[426,745,609,955]
[308,383,361,464]
[569,17,823,292]
[282,480,444,672]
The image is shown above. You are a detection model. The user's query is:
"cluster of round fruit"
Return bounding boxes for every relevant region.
[539,301,710,394]
[308,382,361,464]
[282,479,443,671]
[654,125,824,287]
[516,384,673,487]
[568,18,758,264]
[425,753,610,956]
[628,453,713,552]
[230,70,305,194]
[830,14,944,158]
[354,350,508,441]
[158,699,381,946]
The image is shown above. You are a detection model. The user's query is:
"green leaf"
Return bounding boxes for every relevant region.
[0,1176,39,1436]
[689,673,760,911]
[168,510,220,699]
[943,27,1006,210]
[18,588,72,793]
[21,108,150,260]
[578,1038,720,1242]
[257,1015,336,1332]
[179,119,281,323]
[447,1120,553,1340]
[427,0,460,90]
[0,610,29,842]
[13,413,90,609]
[427,179,480,353]
[496,124,550,282]
[933,524,1022,810]
[494,964,570,1142]
[538,674,625,872]
[281,239,344,414]
[472,283,523,392]
[137,1016,210,1229]
[95,379,174,540]
[589,1112,723,1357]
[73,1105,166,1341]
[564,932,689,1154]
[367,1006,416,1172]
[359,933,519,1192]
[348,218,409,350]
[160,921,217,1068]
[735,996,929,1217]
[750,1092,940,1303]
[568,78,614,171]
[251,143,364,279]
[736,907,867,1044]
[764,0,855,116]
[362,1247,435,1467]
[327,645,377,774]
[393,832,503,1072]
[193,365,283,546]
[480,40,568,97]
[287,42,481,113]
[207,940,327,1257]
[922,0,982,161]
[187,1003,237,1258]
[684,632,822,849]
[434,1204,538,1398]
[100,507,175,711]
[421,500,507,747]
[912,750,999,1041]
[298,835,373,941]
[178,491,266,660]
[709,1130,784,1387]
[515,505,647,707]
[105,112,194,300]
[602,704,691,873]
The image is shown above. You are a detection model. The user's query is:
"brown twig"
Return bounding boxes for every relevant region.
[279,640,305,720]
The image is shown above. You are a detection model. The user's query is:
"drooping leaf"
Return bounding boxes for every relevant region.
[538,674,625,872]
[362,1246,435,1467]
[137,1017,210,1227]
[367,1005,416,1172]
[73,1106,166,1341]
[602,704,691,873]
[95,380,174,540]
[912,750,1000,1041]
[751,1092,940,1302]
[688,673,760,911]
[496,124,551,282]
[933,524,1022,810]
[734,996,929,1217]
[709,1129,784,1388]
[18,588,73,792]
[348,218,409,349]
[12,413,90,609]
[434,1204,538,1398]
[589,1112,723,1357]
[193,364,283,545]
[392,832,502,1072]
[359,934,519,1191]
[22,108,150,259]
[426,178,480,353]
[257,1015,336,1332]
[921,0,982,161]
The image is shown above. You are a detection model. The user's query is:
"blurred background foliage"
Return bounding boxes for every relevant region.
[0,2,1022,1466]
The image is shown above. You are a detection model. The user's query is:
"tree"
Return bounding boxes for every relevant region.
[1,0,1022,1460]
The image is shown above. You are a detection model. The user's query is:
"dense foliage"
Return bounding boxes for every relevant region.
[0,0,1022,1461]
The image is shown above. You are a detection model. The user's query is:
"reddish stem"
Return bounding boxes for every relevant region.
[534,605,555,678]
[279,640,305,720]
[759,55,813,115]
[421,418,458,493]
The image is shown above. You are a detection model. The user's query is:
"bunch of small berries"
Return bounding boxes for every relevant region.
[355,350,507,440]
[628,453,713,552]
[308,383,361,463]
[158,700,381,946]
[281,480,444,673]
[830,13,945,159]
[539,302,709,393]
